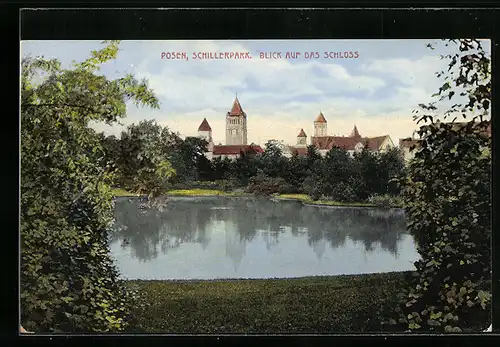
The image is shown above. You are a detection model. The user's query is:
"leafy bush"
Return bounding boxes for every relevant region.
[169,182,191,190]
[246,174,296,196]
[391,39,491,333]
[20,42,159,332]
[300,176,323,201]
[327,182,358,203]
[367,194,404,208]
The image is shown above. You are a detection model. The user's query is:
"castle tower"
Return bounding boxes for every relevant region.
[198,118,214,151]
[225,95,247,146]
[350,125,361,138]
[313,111,327,137]
[296,128,307,147]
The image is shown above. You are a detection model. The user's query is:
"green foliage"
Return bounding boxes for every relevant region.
[392,39,491,333]
[115,120,177,197]
[21,41,159,332]
[246,172,296,196]
[100,126,405,205]
[127,272,410,334]
[367,194,404,208]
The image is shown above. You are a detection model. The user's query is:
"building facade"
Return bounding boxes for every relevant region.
[398,120,491,163]
[197,96,264,160]
[399,138,421,162]
[284,112,395,157]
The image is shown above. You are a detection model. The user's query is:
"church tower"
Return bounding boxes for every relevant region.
[314,111,328,137]
[296,129,307,147]
[350,124,361,139]
[198,118,214,151]
[225,95,247,146]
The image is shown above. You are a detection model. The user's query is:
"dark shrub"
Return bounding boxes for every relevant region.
[246,174,295,196]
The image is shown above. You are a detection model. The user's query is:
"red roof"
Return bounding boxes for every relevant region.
[312,136,358,150]
[228,96,246,117]
[212,145,264,155]
[365,136,389,150]
[399,138,421,148]
[314,112,327,123]
[312,135,389,151]
[297,129,307,137]
[198,118,212,131]
[448,121,491,138]
[289,146,308,156]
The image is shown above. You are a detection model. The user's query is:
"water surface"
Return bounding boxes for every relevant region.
[109,196,419,280]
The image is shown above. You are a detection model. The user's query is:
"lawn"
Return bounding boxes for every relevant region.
[166,189,248,197]
[126,272,411,334]
[276,194,379,208]
[111,189,400,208]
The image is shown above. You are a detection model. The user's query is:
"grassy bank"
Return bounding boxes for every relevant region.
[112,188,402,208]
[166,189,248,197]
[275,194,381,208]
[126,272,410,334]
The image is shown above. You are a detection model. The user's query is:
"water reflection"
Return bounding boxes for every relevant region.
[109,196,417,279]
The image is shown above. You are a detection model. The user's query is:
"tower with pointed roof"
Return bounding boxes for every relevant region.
[197,118,214,151]
[296,128,307,147]
[313,111,328,137]
[225,95,248,145]
[350,125,361,138]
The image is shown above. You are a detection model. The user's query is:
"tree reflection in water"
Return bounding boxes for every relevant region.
[109,196,408,264]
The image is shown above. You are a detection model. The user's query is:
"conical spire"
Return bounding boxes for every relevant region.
[198,118,212,131]
[315,111,327,123]
[229,95,244,116]
[350,125,360,138]
[297,128,307,137]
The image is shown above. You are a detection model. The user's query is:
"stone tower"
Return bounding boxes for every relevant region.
[225,95,247,146]
[296,128,307,147]
[198,118,214,151]
[314,111,327,137]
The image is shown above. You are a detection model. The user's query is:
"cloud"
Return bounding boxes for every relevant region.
[132,40,387,115]
[360,55,447,94]
[23,39,477,147]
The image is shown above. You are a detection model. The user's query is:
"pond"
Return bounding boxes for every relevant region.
[109,196,420,280]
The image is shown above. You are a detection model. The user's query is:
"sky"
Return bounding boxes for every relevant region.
[20,39,491,147]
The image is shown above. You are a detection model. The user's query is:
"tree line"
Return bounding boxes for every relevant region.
[100,120,407,203]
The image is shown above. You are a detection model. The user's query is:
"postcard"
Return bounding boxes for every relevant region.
[20,39,492,334]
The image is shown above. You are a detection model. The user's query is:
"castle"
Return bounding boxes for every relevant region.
[197,97,396,160]
[196,96,264,160]
[284,111,395,157]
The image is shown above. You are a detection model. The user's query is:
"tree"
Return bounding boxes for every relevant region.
[119,120,176,195]
[393,39,491,333]
[282,153,309,190]
[378,148,406,196]
[321,147,357,202]
[173,136,209,182]
[352,149,381,200]
[21,41,159,332]
[211,156,233,181]
[260,140,286,178]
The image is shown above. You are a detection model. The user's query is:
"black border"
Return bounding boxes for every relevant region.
[5,3,500,346]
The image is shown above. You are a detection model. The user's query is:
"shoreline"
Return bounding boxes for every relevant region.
[124,271,411,284]
[113,189,404,209]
